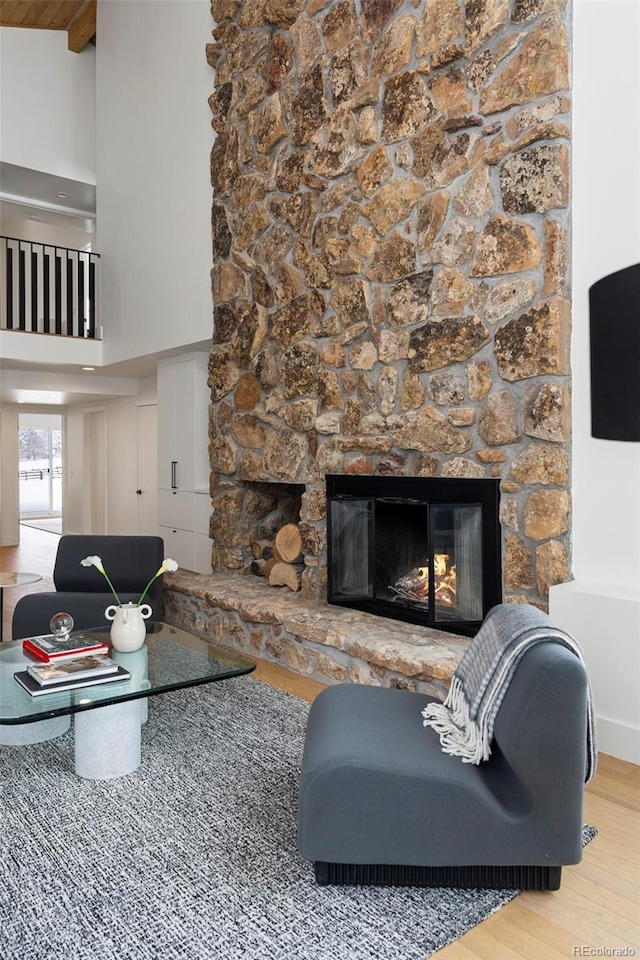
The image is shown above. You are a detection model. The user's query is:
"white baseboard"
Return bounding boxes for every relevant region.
[594,716,640,767]
[550,580,640,767]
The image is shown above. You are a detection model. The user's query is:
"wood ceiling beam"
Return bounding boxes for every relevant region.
[0,1,96,52]
[67,0,95,52]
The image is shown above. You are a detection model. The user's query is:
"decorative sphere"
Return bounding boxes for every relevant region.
[50,612,74,640]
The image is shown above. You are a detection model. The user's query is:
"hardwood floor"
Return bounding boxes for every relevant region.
[1,528,639,957]
[0,525,58,640]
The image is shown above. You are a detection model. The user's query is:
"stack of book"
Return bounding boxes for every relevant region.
[16,634,130,697]
[22,633,110,662]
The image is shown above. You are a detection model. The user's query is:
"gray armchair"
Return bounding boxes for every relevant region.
[298,605,593,890]
[12,535,165,640]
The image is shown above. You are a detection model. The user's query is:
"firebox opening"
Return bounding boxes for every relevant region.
[238,481,305,572]
[326,475,501,638]
[375,499,431,605]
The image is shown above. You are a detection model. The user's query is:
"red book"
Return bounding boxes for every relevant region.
[22,634,109,662]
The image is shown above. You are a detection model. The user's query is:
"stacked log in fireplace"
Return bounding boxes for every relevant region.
[250,523,303,592]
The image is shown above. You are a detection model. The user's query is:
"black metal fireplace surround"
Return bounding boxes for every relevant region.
[326,474,502,637]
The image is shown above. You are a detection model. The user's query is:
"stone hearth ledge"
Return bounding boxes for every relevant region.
[164,571,470,698]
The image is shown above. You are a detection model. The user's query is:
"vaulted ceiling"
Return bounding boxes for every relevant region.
[0,0,96,53]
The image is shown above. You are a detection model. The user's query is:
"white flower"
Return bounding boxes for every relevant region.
[81,555,105,574]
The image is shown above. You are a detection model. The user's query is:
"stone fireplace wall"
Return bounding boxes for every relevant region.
[205,0,572,610]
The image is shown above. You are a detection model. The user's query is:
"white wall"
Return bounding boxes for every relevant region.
[551,0,640,764]
[95,0,214,363]
[63,407,89,533]
[0,405,20,545]
[570,0,640,590]
[0,28,96,183]
[0,211,93,251]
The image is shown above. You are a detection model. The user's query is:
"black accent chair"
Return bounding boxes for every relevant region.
[12,535,165,640]
[298,615,590,891]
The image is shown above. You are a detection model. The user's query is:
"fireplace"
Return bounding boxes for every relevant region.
[326,475,502,637]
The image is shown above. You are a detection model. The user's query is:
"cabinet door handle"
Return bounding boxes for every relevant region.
[171,461,177,489]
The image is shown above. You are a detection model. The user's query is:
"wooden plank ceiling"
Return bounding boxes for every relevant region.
[0,1,96,53]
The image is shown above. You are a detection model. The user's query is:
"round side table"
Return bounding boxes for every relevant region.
[0,572,43,642]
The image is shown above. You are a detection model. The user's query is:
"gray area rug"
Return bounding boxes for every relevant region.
[0,677,596,960]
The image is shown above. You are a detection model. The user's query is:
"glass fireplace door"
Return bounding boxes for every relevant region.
[430,504,483,623]
[327,498,373,599]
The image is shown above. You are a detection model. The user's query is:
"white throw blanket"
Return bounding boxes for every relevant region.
[422,604,597,783]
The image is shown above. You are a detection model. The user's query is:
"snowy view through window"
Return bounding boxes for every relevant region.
[19,423,62,518]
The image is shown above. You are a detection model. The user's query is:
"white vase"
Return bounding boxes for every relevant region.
[105,602,152,652]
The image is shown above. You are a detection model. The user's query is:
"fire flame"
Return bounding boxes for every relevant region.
[434,553,448,577]
[434,553,456,607]
[392,554,457,608]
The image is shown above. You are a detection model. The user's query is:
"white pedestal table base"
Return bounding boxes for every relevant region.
[74,699,142,780]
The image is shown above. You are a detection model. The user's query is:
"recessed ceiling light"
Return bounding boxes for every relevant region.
[82,366,95,371]
[56,192,70,199]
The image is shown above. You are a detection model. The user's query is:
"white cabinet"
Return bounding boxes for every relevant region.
[159,489,196,531]
[195,532,212,574]
[194,492,212,573]
[157,353,209,493]
[195,490,211,532]
[157,353,211,573]
[159,525,196,571]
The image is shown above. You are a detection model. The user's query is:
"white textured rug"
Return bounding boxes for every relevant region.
[0,677,594,960]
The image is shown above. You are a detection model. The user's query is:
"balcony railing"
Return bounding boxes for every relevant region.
[0,236,100,339]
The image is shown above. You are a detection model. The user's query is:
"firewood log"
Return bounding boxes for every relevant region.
[273,523,303,564]
[268,561,300,592]
[250,539,273,560]
[252,557,279,577]
[263,558,277,578]
[258,510,283,539]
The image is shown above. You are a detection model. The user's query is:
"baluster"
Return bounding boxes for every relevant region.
[66,252,74,335]
[18,246,26,330]
[5,242,13,330]
[78,254,85,337]
[31,248,38,332]
[54,251,62,334]
[43,248,50,333]
[88,256,97,338]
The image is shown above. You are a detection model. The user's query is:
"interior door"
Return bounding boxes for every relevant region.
[136,403,158,535]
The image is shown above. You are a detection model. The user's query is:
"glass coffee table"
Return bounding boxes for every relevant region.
[0,622,256,780]
[0,571,43,642]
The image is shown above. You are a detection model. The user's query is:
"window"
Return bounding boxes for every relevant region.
[18,413,62,521]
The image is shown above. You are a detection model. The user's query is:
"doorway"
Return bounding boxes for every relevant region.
[18,412,63,534]
[136,402,158,535]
